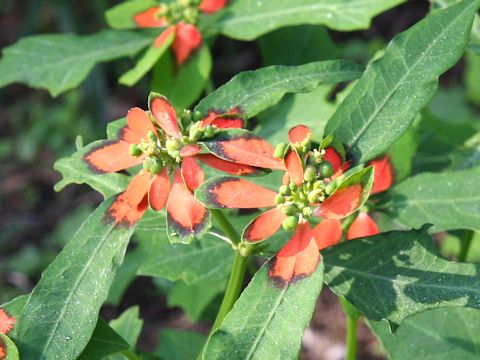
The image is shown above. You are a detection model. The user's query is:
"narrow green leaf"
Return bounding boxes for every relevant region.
[325,0,480,164]
[152,45,212,109]
[119,31,174,86]
[195,60,363,118]
[0,31,154,96]
[136,211,234,284]
[202,257,324,359]
[215,0,406,40]
[14,198,136,359]
[323,227,480,327]
[78,318,130,360]
[155,329,206,360]
[388,166,480,232]
[106,0,157,29]
[108,307,143,360]
[0,333,19,360]
[368,307,480,359]
[54,140,130,198]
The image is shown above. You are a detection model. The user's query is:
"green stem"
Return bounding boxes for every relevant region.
[211,209,241,245]
[458,230,474,262]
[122,349,141,360]
[346,316,358,360]
[205,77,215,94]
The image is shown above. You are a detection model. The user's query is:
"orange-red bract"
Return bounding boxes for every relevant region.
[288,125,312,144]
[172,23,202,65]
[269,222,320,287]
[347,212,380,240]
[243,208,286,243]
[312,219,343,250]
[196,154,261,176]
[200,0,227,13]
[134,7,167,27]
[0,309,15,335]
[316,184,363,220]
[369,155,394,194]
[285,150,304,185]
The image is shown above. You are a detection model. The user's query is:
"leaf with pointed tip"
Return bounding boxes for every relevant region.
[0,31,154,96]
[14,198,137,359]
[325,0,480,164]
[368,307,480,359]
[195,60,363,119]
[0,333,19,360]
[107,307,143,360]
[213,0,406,40]
[323,227,480,327]
[388,166,480,232]
[54,140,130,198]
[202,256,324,359]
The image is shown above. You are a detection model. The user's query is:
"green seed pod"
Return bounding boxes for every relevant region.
[181,110,192,128]
[289,182,298,191]
[193,110,203,122]
[319,161,334,178]
[282,205,297,216]
[149,160,163,174]
[273,142,289,159]
[129,143,142,157]
[147,130,157,142]
[274,194,285,205]
[278,184,290,196]
[204,125,217,138]
[303,165,317,182]
[143,158,154,172]
[282,216,299,231]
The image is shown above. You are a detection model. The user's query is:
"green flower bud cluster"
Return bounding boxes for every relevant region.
[188,122,218,142]
[161,0,200,25]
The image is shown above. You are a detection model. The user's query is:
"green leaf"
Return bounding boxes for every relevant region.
[323,227,480,327]
[119,31,174,86]
[155,329,206,360]
[195,60,363,118]
[215,0,406,40]
[369,307,480,359]
[152,45,212,109]
[202,257,324,360]
[106,0,158,29]
[78,318,130,360]
[325,0,480,164]
[0,31,154,96]
[14,197,136,359]
[388,166,480,232]
[54,140,130,198]
[108,307,144,360]
[388,126,419,182]
[0,333,19,360]
[136,211,234,284]
[465,50,480,105]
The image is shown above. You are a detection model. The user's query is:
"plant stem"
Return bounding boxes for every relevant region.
[458,230,474,262]
[211,209,241,245]
[346,316,358,360]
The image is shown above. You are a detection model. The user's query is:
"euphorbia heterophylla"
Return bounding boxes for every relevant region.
[84,92,281,243]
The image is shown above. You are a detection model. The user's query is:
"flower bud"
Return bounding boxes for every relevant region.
[189,124,204,141]
[319,161,334,178]
[147,130,157,142]
[308,189,323,204]
[303,165,317,182]
[204,125,217,138]
[282,216,299,231]
[193,110,204,122]
[129,144,142,157]
[166,137,181,151]
[278,185,290,196]
[302,207,313,217]
[273,143,289,159]
[282,205,297,216]
[143,158,154,172]
[149,160,164,174]
[274,194,285,205]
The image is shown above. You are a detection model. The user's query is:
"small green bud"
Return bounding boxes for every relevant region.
[166,137,181,151]
[289,182,298,191]
[308,189,323,204]
[149,160,163,174]
[147,130,157,142]
[274,194,285,205]
[204,125,217,138]
[302,207,313,217]
[273,143,289,159]
[303,165,317,182]
[278,185,290,196]
[169,150,180,159]
[181,110,192,128]
[189,124,204,141]
[282,205,297,216]
[282,216,299,231]
[313,181,323,190]
[319,161,334,178]
[193,110,203,122]
[129,143,142,157]
[143,158,154,172]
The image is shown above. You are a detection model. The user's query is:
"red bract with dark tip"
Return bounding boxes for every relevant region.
[84,94,272,241]
[134,1,227,65]
[347,212,380,240]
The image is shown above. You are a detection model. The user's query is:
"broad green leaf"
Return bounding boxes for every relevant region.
[0,333,19,360]
[78,318,129,360]
[167,280,226,322]
[465,50,480,105]
[214,0,406,40]
[325,0,480,164]
[388,126,419,182]
[323,227,480,327]
[388,167,480,232]
[136,211,234,284]
[369,307,480,359]
[14,198,136,359]
[119,31,174,86]
[152,45,212,110]
[108,307,143,360]
[106,0,158,29]
[195,60,363,118]
[107,118,127,140]
[0,31,154,96]
[202,257,324,360]
[155,329,206,360]
[258,25,340,66]
[54,140,130,198]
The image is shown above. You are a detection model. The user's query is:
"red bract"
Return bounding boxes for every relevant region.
[347,212,380,240]
[134,0,226,65]
[0,309,15,335]
[84,94,277,242]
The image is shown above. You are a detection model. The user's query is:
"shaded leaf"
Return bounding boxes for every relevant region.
[108,307,143,360]
[0,31,154,96]
[155,329,206,360]
[325,0,480,164]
